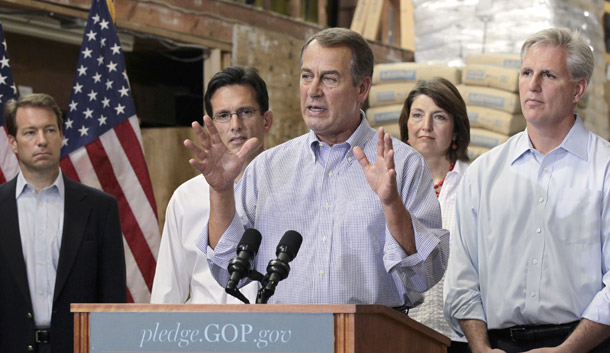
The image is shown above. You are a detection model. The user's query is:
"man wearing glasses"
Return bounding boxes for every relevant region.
[150,66,272,304]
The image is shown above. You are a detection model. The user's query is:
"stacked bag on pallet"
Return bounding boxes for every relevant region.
[366,62,462,138]
[411,0,608,140]
[458,53,526,160]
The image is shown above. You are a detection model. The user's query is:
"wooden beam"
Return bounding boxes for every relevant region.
[363,0,383,40]
[290,0,302,19]
[399,0,415,50]
[203,48,222,95]
[318,0,328,26]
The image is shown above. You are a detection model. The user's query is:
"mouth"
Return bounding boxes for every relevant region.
[306,104,327,114]
[525,98,543,105]
[229,136,247,144]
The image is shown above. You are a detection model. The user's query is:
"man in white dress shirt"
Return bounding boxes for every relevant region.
[445,28,610,353]
[150,66,272,304]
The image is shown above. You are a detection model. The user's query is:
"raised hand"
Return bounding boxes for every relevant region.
[184,115,259,192]
[353,127,400,205]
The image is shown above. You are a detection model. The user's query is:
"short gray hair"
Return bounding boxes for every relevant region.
[300,27,374,86]
[520,27,594,84]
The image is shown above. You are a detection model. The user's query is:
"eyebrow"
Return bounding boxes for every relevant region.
[300,68,341,76]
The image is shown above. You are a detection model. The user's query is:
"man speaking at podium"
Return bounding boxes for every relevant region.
[186,28,448,306]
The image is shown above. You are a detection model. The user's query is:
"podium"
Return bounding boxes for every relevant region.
[72,303,449,353]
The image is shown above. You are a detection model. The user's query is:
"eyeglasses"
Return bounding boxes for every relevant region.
[213,108,259,123]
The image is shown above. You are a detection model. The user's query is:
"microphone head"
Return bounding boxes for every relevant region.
[276,230,303,259]
[237,228,262,255]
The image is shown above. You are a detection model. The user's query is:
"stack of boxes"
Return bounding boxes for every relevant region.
[458,53,525,159]
[366,62,462,139]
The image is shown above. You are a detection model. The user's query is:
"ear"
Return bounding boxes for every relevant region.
[573,78,588,104]
[356,76,372,105]
[8,134,17,154]
[263,110,274,133]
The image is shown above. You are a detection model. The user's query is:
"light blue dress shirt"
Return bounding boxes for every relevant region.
[198,116,449,306]
[16,171,65,328]
[445,116,610,333]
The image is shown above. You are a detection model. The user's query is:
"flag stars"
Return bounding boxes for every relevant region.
[110,43,121,55]
[78,125,89,136]
[100,38,107,48]
[69,101,78,112]
[98,115,107,126]
[88,90,98,101]
[0,55,9,68]
[83,108,94,119]
[0,74,7,85]
[73,82,83,94]
[114,103,125,115]
[106,61,117,72]
[86,30,97,41]
[62,137,69,147]
[105,79,113,90]
[97,55,104,66]
[92,72,102,83]
[99,19,109,30]
[65,118,74,129]
[77,65,87,76]
[82,47,93,58]
[101,97,111,108]
[119,86,129,97]
[92,14,100,24]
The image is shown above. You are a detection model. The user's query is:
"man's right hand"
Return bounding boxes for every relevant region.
[184,115,259,192]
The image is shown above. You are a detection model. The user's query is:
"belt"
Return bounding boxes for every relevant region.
[489,321,578,343]
[35,329,51,344]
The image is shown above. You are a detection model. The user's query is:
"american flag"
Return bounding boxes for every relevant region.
[60,0,160,302]
[0,21,19,185]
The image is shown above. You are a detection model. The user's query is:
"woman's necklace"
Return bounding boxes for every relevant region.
[434,162,455,197]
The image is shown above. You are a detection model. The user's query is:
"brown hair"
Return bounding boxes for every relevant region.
[5,93,63,136]
[399,77,470,163]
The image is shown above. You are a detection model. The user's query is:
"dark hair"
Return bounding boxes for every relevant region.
[5,93,63,136]
[399,77,470,163]
[300,27,374,86]
[204,66,269,116]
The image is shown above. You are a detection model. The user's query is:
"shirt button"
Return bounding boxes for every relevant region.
[322,236,327,243]
[533,259,538,265]
[328,171,333,177]
[538,197,544,203]
[530,291,536,297]
[324,203,330,210]
[536,228,541,233]
[27,345,34,351]
[348,157,353,162]
[319,270,324,276]
[543,168,548,172]
[27,312,33,319]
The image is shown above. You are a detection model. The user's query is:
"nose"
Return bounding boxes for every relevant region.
[528,73,542,92]
[422,115,433,131]
[308,77,322,97]
[229,113,242,131]
[36,130,48,146]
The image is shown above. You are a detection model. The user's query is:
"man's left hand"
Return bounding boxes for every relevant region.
[353,127,400,205]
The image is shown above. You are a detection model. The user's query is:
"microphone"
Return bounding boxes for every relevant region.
[225,228,262,303]
[256,230,303,304]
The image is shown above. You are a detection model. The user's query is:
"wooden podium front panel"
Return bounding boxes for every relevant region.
[72,304,448,353]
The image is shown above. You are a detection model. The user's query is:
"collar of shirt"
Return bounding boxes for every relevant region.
[306,110,374,163]
[510,114,588,165]
[15,170,65,199]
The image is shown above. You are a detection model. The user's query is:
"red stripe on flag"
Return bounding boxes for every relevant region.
[85,139,156,290]
[0,169,6,184]
[126,288,134,303]
[113,119,158,216]
[59,157,81,183]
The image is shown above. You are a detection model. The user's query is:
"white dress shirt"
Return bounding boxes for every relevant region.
[16,171,64,328]
[150,175,257,304]
[445,116,610,333]
[408,159,468,341]
[198,116,449,306]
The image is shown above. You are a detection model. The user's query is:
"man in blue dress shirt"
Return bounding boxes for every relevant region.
[445,28,610,353]
[186,28,448,307]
